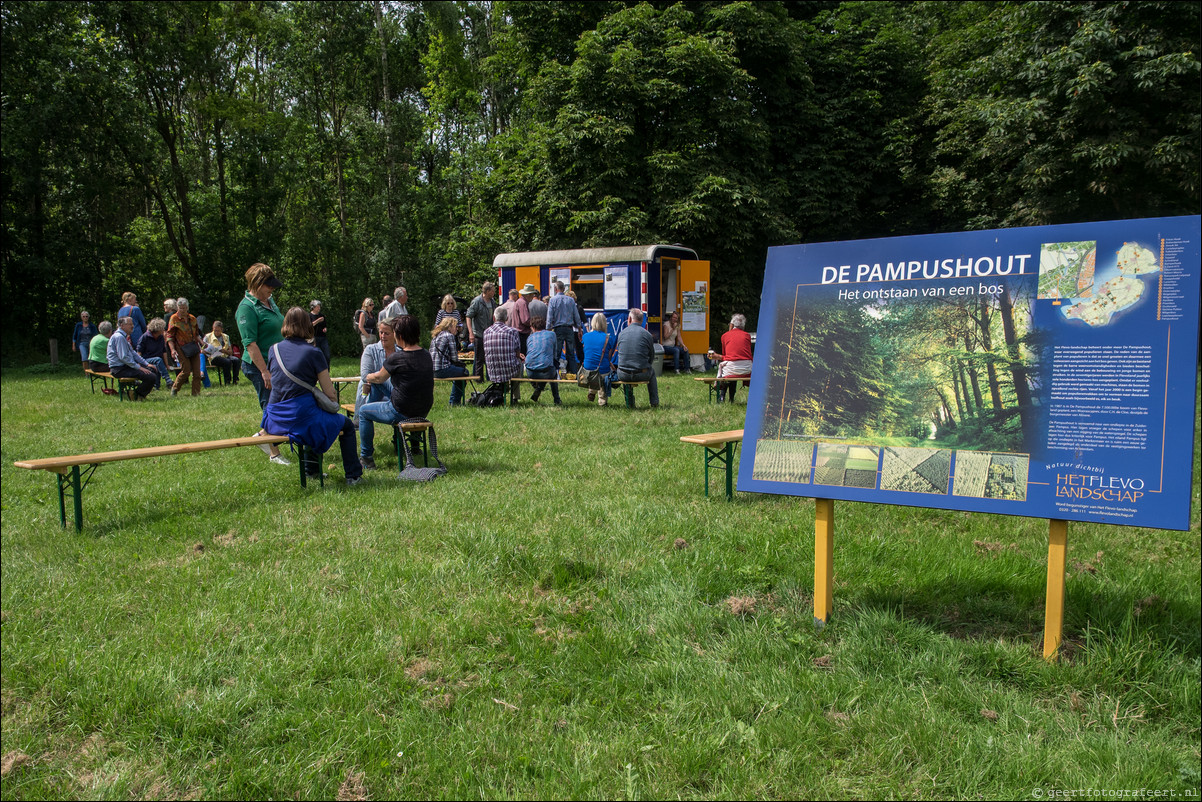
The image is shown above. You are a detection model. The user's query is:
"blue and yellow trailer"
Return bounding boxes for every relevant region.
[491,244,711,362]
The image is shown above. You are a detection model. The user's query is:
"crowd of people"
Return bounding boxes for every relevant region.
[69,267,754,481]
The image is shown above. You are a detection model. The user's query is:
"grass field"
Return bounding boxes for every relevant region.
[2,363,1199,799]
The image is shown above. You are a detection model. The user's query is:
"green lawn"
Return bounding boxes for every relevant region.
[2,363,1199,799]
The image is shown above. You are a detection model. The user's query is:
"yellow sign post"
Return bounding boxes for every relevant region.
[1043,519,1068,660]
[813,498,835,629]
[811,503,1072,661]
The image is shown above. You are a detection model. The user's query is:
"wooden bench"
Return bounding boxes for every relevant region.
[694,375,750,403]
[84,369,139,401]
[13,435,291,531]
[679,429,744,499]
[340,404,433,467]
[329,377,361,404]
[510,377,576,403]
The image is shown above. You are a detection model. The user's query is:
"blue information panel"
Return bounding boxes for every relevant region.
[739,216,1200,531]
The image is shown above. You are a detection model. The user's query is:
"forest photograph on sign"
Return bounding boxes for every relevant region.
[739,216,1201,531]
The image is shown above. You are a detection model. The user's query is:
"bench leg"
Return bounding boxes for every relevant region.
[296,443,323,488]
[703,442,737,501]
[624,385,635,409]
[56,466,86,531]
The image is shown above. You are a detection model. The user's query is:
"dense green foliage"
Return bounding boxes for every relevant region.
[2,1,1198,359]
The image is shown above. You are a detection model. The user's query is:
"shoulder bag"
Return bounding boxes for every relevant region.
[271,343,341,414]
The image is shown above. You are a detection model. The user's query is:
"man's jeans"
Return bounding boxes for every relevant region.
[435,365,469,405]
[614,368,659,407]
[526,365,561,403]
[358,389,395,458]
[552,325,578,374]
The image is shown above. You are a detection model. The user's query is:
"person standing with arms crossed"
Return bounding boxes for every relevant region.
[236,263,289,465]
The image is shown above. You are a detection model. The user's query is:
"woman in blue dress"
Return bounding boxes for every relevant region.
[263,307,364,486]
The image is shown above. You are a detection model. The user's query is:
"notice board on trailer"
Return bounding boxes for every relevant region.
[738,216,1201,531]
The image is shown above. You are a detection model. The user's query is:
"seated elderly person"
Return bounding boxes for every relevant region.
[106,316,158,400]
[524,316,562,405]
[483,306,523,401]
[88,321,113,373]
[613,308,660,407]
[262,307,363,485]
[355,313,398,470]
[137,317,172,388]
[204,320,240,385]
[709,313,753,403]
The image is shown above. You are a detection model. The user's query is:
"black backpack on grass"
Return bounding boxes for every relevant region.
[469,382,506,407]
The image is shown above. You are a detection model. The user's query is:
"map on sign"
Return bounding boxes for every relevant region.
[1061,241,1160,327]
[1038,241,1096,300]
[1040,239,1160,327]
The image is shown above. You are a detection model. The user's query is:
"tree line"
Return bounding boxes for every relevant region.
[2,0,1197,360]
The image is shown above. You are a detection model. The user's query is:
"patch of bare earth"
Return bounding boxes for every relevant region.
[726,595,757,616]
[336,769,368,801]
[1,750,32,776]
[973,540,1018,557]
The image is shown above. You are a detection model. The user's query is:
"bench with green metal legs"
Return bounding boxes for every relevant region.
[679,429,744,500]
[14,435,292,531]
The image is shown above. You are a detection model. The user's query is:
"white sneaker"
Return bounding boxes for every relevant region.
[269,454,291,466]
[598,395,607,407]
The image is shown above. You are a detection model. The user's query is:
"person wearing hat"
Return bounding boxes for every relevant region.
[546,280,583,376]
[514,284,535,353]
[525,285,547,327]
[309,300,330,370]
[236,262,289,465]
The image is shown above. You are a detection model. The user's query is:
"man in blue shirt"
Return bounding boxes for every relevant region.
[107,316,159,400]
[546,280,583,375]
[524,317,562,405]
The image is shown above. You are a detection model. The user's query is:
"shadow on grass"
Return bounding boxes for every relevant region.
[845,578,1201,661]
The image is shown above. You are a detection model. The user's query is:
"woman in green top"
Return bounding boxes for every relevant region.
[236,262,289,465]
[88,321,112,372]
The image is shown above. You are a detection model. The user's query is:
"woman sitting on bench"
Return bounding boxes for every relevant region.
[88,320,112,374]
[262,307,364,486]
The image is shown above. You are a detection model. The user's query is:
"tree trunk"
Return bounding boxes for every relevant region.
[978,298,1003,414]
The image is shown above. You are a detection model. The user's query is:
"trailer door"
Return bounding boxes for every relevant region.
[678,260,710,355]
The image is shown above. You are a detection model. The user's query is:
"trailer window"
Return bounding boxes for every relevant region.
[571,271,605,309]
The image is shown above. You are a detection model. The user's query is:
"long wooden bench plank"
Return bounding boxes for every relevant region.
[13,434,297,532]
[13,435,291,473]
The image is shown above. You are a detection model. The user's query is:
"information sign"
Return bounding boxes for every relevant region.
[739,216,1201,531]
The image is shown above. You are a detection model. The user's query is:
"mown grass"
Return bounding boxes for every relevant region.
[2,363,1199,799]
